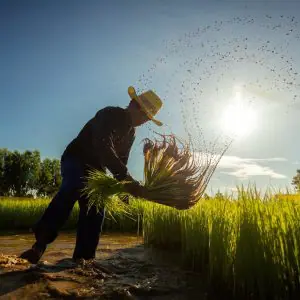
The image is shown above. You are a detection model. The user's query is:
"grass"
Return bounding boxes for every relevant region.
[0,197,142,232]
[1,190,300,299]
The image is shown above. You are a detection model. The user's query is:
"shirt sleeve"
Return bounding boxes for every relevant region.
[91,109,130,181]
[119,130,135,166]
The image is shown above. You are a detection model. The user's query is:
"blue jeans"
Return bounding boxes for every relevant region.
[33,155,105,260]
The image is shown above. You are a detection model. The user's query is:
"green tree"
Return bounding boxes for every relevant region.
[0,148,9,196]
[37,158,52,197]
[292,169,300,193]
[37,158,61,197]
[1,147,61,198]
[51,159,62,193]
[2,150,41,197]
[3,150,19,196]
[21,150,41,197]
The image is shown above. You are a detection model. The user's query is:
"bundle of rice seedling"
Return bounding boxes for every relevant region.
[84,133,227,213]
[82,171,132,220]
[141,133,225,209]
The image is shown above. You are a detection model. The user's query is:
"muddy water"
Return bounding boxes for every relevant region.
[0,232,210,299]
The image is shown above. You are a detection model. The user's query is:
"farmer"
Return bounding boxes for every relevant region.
[20,86,163,264]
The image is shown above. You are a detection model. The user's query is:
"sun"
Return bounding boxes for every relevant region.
[220,87,257,137]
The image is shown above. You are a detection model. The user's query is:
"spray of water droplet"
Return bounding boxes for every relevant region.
[134,14,300,165]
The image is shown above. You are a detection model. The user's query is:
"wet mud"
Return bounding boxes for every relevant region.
[0,233,209,299]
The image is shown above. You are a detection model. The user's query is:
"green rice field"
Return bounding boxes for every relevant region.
[0,197,142,232]
[1,189,300,299]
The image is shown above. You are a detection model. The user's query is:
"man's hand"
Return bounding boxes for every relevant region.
[123,180,148,199]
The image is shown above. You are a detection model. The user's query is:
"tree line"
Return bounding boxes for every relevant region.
[0,148,61,198]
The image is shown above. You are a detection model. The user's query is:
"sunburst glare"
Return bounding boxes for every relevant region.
[221,86,257,138]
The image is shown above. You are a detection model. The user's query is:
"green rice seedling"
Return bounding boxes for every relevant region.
[84,133,226,214]
[0,198,79,230]
[142,186,300,299]
[3,186,300,299]
[142,134,226,209]
[180,201,211,272]
[82,170,133,221]
[143,202,182,249]
[208,198,237,290]
[234,197,269,298]
[0,197,139,232]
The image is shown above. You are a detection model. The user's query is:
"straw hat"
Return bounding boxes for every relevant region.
[128,86,163,126]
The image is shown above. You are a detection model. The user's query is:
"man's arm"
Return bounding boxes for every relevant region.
[90,109,130,181]
[119,131,135,166]
[90,108,148,198]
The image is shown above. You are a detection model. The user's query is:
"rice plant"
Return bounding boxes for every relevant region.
[2,187,300,299]
[0,198,79,230]
[84,133,226,212]
[142,133,223,209]
[0,197,139,232]
[82,170,132,221]
[142,187,300,299]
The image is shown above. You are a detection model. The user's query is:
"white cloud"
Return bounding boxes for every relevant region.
[194,152,287,179]
[221,165,286,179]
[218,155,287,168]
[217,155,287,179]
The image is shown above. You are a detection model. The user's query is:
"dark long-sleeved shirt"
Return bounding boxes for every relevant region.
[62,106,135,180]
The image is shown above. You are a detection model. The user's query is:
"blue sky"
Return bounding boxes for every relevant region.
[1,0,300,194]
